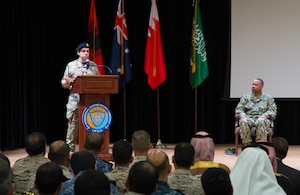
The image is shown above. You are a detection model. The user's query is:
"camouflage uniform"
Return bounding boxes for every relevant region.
[235,92,277,144]
[168,169,204,195]
[92,153,113,173]
[12,154,50,194]
[151,180,183,195]
[61,59,99,151]
[105,166,129,195]
[128,156,147,169]
[60,165,73,180]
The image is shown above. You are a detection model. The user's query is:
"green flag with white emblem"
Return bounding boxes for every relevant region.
[189,0,209,89]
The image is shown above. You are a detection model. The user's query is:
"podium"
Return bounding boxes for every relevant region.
[71,75,119,161]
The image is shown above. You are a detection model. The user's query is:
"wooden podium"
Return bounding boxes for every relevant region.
[71,75,118,161]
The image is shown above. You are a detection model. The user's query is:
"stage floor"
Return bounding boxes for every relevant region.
[3,144,300,171]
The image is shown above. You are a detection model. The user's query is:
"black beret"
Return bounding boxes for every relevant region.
[76,42,89,51]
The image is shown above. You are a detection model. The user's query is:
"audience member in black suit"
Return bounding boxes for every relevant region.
[272,136,300,194]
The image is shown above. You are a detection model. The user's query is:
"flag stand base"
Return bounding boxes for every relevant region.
[154,139,166,149]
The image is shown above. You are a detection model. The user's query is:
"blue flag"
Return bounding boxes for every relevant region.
[109,0,133,89]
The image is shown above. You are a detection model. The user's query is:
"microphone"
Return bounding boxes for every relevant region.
[85,59,90,69]
[97,65,113,74]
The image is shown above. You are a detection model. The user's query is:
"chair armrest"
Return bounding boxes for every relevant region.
[235,118,239,127]
[270,115,276,121]
[270,115,275,127]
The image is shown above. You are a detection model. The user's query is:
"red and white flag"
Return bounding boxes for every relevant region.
[144,0,166,90]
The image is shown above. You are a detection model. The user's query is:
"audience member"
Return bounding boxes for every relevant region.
[59,151,118,195]
[147,150,182,195]
[105,139,133,195]
[59,151,96,195]
[201,167,233,195]
[275,173,296,195]
[75,170,111,195]
[190,130,230,175]
[0,152,11,167]
[125,160,158,195]
[12,132,50,194]
[129,130,152,168]
[250,141,295,194]
[243,141,277,172]
[168,142,205,195]
[34,162,64,195]
[83,132,113,173]
[230,147,286,195]
[0,153,14,195]
[272,136,300,194]
[48,140,73,180]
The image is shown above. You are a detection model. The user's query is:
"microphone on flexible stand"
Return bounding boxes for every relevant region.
[97,65,113,74]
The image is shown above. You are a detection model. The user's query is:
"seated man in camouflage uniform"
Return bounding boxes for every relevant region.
[105,139,133,195]
[125,161,158,195]
[34,162,65,195]
[129,130,152,168]
[12,132,50,194]
[235,78,277,145]
[48,140,73,180]
[168,142,205,195]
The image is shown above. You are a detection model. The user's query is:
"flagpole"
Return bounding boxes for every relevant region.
[123,86,127,140]
[155,87,166,148]
[194,88,198,133]
[109,0,133,142]
[145,0,166,148]
[190,0,209,134]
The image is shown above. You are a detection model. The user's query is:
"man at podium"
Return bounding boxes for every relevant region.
[61,42,100,152]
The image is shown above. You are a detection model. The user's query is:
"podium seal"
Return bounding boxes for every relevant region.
[82,103,112,133]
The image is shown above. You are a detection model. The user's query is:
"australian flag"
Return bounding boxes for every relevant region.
[109,0,133,89]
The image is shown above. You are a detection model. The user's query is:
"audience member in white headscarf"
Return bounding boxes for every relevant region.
[255,140,277,172]
[253,141,296,195]
[230,147,286,195]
